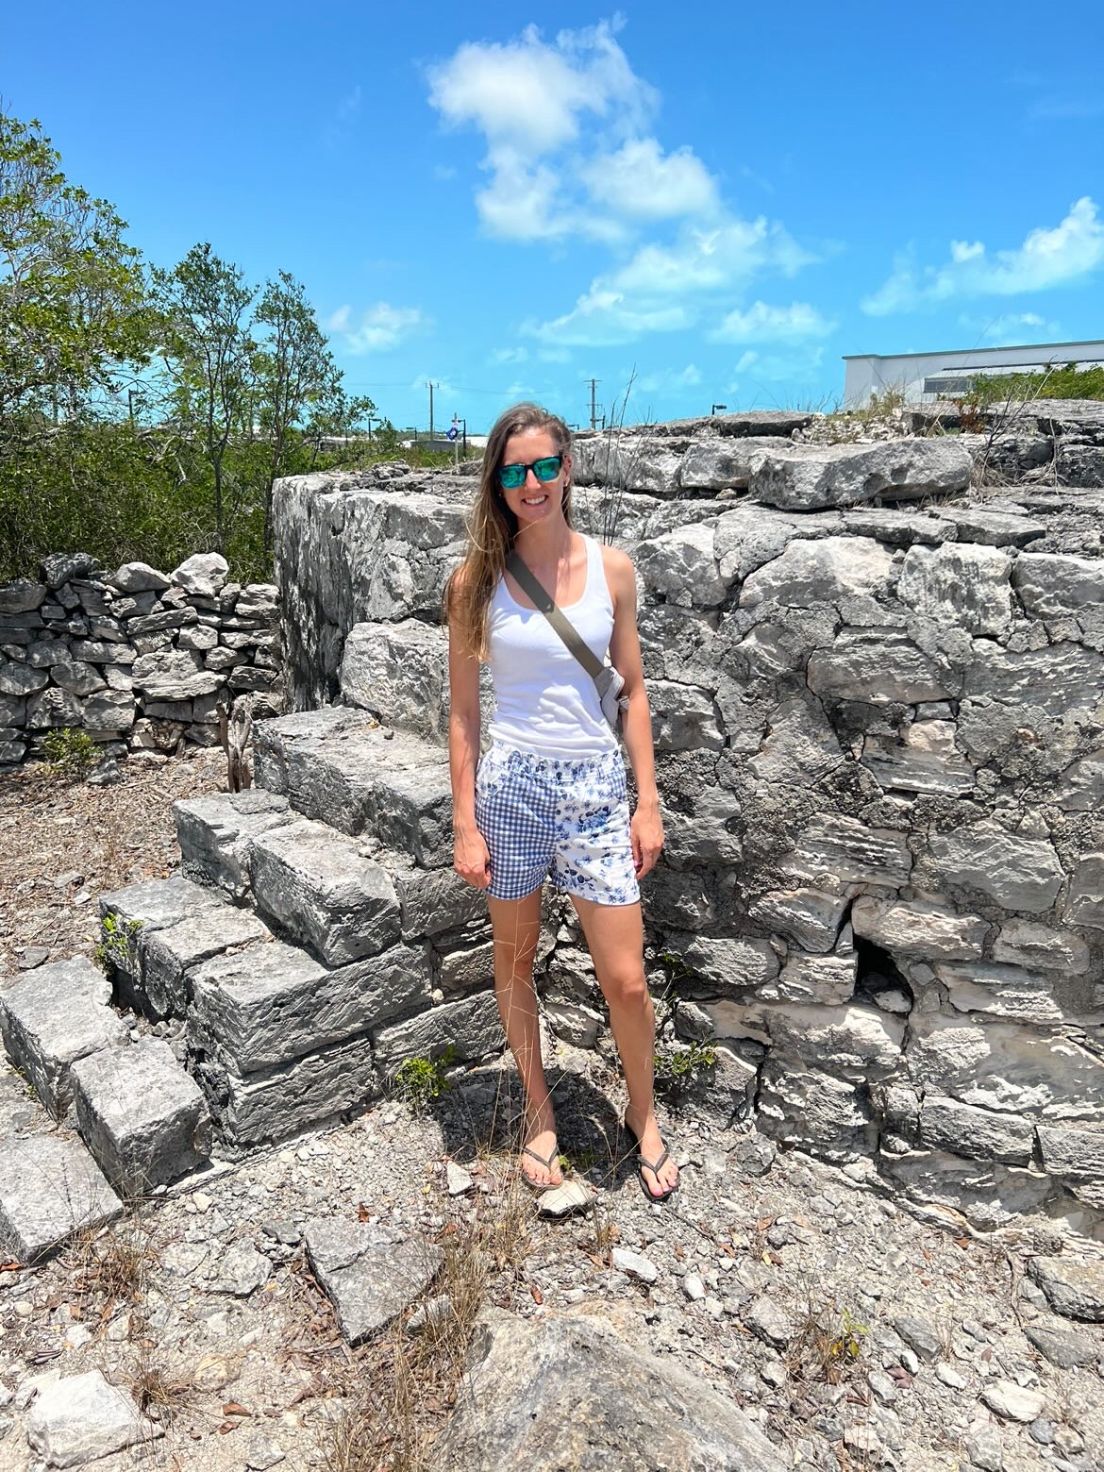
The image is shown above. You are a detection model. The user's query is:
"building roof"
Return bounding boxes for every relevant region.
[842,339,1104,361]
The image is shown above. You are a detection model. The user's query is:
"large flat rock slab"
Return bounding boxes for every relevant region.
[0,957,128,1119]
[131,901,271,1019]
[71,1036,212,1194]
[0,1133,123,1262]
[188,936,431,1074]
[303,1215,443,1344]
[249,817,402,963]
[26,1367,162,1464]
[254,707,452,862]
[433,1307,786,1470]
[174,787,295,900]
[194,1030,381,1151]
[750,437,972,511]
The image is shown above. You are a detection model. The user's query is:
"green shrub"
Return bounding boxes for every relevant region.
[653,1039,717,1101]
[391,1045,457,1113]
[41,726,99,780]
[967,362,1104,406]
[94,913,143,974]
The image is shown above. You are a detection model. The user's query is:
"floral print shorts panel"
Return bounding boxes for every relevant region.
[475,743,640,906]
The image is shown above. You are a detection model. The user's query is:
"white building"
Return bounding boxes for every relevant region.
[843,339,1104,408]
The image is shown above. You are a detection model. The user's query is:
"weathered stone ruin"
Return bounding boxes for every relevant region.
[1,400,1102,1267]
[0,551,284,772]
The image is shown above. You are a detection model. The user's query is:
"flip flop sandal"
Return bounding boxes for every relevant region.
[520,1141,564,1192]
[622,1112,679,1202]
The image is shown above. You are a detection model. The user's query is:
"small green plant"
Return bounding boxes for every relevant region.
[788,1296,869,1384]
[653,1040,717,1101]
[94,912,143,974]
[42,726,99,780]
[825,1306,868,1367]
[391,1045,457,1113]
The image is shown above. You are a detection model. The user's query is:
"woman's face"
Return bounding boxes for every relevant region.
[497,426,571,530]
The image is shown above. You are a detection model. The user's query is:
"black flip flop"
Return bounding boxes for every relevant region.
[622,1112,679,1202]
[520,1141,563,1192]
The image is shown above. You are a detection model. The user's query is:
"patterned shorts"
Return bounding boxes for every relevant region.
[475,743,640,906]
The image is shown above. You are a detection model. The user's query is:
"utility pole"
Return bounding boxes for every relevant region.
[427,381,438,439]
[587,378,600,431]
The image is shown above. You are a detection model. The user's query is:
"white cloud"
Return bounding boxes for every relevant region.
[711,300,836,343]
[864,197,1104,315]
[328,303,428,353]
[523,219,816,347]
[427,19,660,241]
[637,363,702,393]
[492,346,529,364]
[427,21,647,156]
[958,311,1064,345]
[581,138,718,220]
[428,20,822,347]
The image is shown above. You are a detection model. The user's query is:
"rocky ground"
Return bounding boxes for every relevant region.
[2,756,1104,1472]
[0,747,226,976]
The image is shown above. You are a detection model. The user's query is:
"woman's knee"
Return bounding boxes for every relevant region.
[490,926,540,977]
[600,966,651,1012]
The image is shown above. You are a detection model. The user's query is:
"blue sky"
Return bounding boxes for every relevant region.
[6,1,1104,430]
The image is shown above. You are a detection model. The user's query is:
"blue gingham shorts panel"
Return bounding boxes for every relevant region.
[475,744,640,906]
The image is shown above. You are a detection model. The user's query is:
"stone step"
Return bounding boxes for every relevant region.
[253,706,453,865]
[0,1132,123,1264]
[174,787,297,902]
[247,818,403,966]
[93,856,502,1154]
[0,957,129,1120]
[98,873,268,1020]
[70,1035,212,1195]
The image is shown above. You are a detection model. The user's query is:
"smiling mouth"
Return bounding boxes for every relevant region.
[522,494,548,505]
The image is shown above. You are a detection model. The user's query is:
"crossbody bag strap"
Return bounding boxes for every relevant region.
[506,549,604,680]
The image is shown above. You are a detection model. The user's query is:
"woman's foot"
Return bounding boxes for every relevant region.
[520,1126,563,1188]
[624,1106,679,1199]
[524,1106,565,1189]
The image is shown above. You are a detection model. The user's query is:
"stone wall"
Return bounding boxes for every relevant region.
[0,551,284,771]
[271,410,1104,1238]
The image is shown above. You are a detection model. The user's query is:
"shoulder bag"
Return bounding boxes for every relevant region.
[505,549,630,735]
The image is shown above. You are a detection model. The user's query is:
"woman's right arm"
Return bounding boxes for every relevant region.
[447,575,491,889]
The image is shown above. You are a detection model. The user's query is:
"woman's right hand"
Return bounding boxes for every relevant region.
[454,825,492,889]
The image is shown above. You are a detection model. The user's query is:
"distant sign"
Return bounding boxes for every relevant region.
[446,426,459,441]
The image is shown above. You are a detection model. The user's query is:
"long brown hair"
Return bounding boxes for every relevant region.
[445,401,574,660]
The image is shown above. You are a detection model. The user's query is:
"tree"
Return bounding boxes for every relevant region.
[152,243,256,553]
[252,271,374,551]
[0,109,150,453]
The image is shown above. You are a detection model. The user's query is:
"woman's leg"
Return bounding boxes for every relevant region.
[569,895,679,1198]
[487,886,562,1187]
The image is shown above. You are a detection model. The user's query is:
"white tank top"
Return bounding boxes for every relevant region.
[486,534,618,759]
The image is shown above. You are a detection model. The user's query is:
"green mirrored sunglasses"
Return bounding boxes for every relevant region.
[497,454,563,490]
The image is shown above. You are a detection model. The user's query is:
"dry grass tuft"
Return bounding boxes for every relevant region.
[63,1204,163,1326]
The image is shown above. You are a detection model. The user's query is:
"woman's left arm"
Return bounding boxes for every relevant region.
[604,546,664,879]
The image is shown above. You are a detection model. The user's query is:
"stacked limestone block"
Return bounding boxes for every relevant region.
[0,549,284,770]
[272,417,1104,1238]
[171,714,504,1152]
[0,955,211,1259]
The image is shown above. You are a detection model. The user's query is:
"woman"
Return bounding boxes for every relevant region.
[445,401,678,1202]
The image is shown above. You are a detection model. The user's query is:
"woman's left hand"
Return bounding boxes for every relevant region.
[630,801,664,879]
